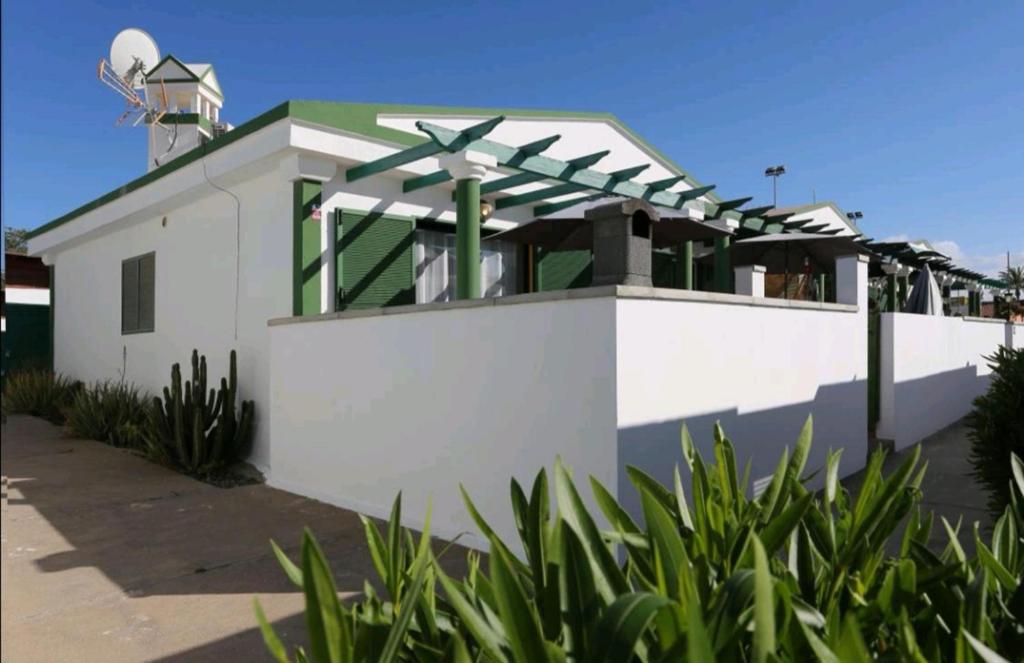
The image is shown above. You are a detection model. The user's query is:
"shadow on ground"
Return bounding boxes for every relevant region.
[1,415,469,661]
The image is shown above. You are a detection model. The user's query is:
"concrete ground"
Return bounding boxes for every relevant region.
[1,415,467,662]
[2,414,991,662]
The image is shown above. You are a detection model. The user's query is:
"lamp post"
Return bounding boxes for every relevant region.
[764,165,786,207]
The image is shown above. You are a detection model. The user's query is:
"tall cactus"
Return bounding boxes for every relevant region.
[147,349,255,475]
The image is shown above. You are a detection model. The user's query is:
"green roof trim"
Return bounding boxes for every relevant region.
[146,54,200,81]
[29,100,715,241]
[146,54,224,101]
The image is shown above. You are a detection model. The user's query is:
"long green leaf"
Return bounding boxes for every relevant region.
[490,540,552,663]
[301,529,346,663]
[378,502,433,663]
[588,593,670,663]
[554,458,629,602]
[254,598,292,663]
[751,535,775,663]
[270,539,303,588]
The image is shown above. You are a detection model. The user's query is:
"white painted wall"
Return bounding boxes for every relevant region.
[50,164,292,469]
[268,296,620,549]
[615,295,868,515]
[269,283,869,547]
[877,314,1017,450]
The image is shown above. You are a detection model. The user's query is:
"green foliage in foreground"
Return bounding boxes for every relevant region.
[968,346,1024,517]
[260,417,1024,661]
[146,349,254,475]
[2,370,81,424]
[65,380,150,449]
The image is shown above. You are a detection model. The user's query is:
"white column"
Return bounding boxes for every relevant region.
[733,265,766,297]
[836,254,869,309]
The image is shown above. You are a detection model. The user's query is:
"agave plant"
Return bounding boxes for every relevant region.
[257,417,1024,662]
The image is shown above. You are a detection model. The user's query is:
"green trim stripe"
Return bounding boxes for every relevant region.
[292,180,322,316]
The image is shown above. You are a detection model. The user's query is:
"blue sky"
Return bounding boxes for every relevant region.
[2,0,1021,274]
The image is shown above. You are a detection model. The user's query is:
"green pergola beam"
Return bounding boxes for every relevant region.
[477,149,609,198]
[710,197,754,214]
[403,170,452,193]
[349,115,505,183]
[494,163,651,211]
[533,193,606,217]
[670,184,717,208]
[782,219,812,228]
[422,137,574,198]
[416,120,715,210]
[646,175,686,191]
[739,205,774,220]
[801,224,829,233]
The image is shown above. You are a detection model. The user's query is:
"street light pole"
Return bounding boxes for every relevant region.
[764,165,786,207]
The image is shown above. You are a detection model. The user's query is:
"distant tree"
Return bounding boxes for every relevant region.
[5,227,29,255]
[1001,265,1024,301]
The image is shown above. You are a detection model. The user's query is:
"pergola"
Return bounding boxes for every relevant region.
[341,115,806,298]
[855,239,993,314]
[339,114,998,305]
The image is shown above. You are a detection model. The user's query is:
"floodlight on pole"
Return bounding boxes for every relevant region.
[846,211,864,220]
[764,165,786,207]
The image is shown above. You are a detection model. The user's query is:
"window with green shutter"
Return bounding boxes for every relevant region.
[121,252,155,334]
[534,248,592,291]
[338,211,415,310]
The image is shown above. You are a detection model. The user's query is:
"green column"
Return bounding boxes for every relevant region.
[678,241,693,290]
[898,275,908,309]
[713,236,730,293]
[887,273,898,312]
[455,177,481,299]
[817,273,826,303]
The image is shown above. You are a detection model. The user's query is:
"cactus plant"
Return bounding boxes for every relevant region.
[146,349,254,475]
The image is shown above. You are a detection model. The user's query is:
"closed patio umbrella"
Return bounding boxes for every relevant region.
[903,263,944,316]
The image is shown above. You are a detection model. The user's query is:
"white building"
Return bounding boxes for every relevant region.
[27,64,887,546]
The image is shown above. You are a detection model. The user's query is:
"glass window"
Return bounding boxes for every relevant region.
[414,228,519,303]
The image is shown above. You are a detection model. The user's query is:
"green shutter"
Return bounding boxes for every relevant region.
[535,248,592,291]
[652,251,676,288]
[339,211,415,309]
[293,180,322,316]
[122,259,140,333]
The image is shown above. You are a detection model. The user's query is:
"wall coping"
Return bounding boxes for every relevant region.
[883,312,1016,326]
[268,285,858,327]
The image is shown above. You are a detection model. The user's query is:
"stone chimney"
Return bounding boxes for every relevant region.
[585,198,659,287]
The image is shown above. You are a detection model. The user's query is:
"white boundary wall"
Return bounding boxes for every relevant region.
[877,314,1021,450]
[268,282,867,549]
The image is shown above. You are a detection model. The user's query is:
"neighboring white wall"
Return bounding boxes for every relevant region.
[50,165,292,469]
[615,295,868,516]
[877,314,1014,450]
[267,296,620,549]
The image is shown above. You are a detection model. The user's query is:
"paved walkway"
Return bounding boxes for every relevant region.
[2,414,990,661]
[1,415,465,662]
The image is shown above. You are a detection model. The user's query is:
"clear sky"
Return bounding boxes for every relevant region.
[2,0,1021,275]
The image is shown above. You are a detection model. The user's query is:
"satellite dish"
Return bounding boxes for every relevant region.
[109,28,160,89]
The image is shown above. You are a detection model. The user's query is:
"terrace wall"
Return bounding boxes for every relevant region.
[268,279,868,549]
[877,314,1021,450]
